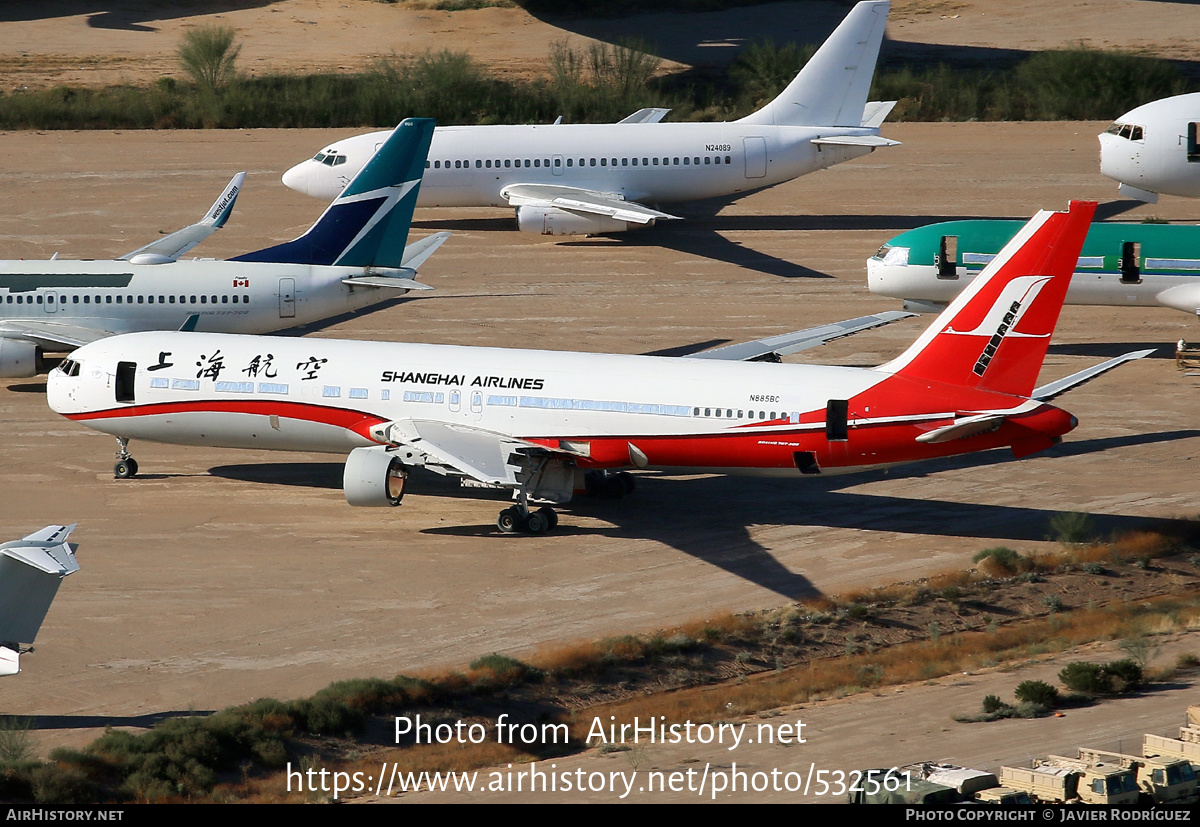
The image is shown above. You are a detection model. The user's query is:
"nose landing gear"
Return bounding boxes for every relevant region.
[113,437,138,479]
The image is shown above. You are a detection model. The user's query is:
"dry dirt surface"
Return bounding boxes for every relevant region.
[2,0,1199,89]
[0,0,1199,806]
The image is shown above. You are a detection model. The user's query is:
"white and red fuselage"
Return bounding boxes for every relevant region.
[47,330,1075,478]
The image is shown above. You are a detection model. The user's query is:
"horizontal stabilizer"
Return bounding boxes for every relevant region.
[0,524,80,646]
[0,646,18,676]
[1032,349,1155,402]
[120,172,245,262]
[401,231,451,270]
[341,277,433,290]
[811,135,900,149]
[501,184,679,224]
[687,311,914,362]
[916,413,1004,444]
[861,100,897,128]
[618,108,671,124]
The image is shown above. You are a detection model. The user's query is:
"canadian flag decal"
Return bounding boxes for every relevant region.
[233,278,249,288]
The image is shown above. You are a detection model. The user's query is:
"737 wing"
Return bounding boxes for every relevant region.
[685,311,915,362]
[500,183,679,225]
[119,172,245,263]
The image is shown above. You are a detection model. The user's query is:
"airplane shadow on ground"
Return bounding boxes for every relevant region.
[208,428,1200,601]
[0,710,210,731]
[1048,342,1171,359]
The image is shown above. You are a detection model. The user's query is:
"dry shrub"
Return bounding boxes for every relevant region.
[1110,530,1175,561]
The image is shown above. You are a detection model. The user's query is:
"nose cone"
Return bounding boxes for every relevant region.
[45,366,70,415]
[1097,133,1126,184]
[281,162,312,196]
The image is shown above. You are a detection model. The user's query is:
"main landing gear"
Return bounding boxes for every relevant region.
[496,504,559,535]
[113,437,138,479]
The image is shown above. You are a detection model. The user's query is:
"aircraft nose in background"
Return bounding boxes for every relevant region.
[281,162,311,196]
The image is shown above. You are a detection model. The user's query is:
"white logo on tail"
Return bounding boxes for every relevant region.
[939,275,1053,377]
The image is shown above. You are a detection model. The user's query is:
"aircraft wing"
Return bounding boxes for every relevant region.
[501,183,680,225]
[617,108,671,124]
[0,320,113,350]
[370,419,573,487]
[1033,349,1155,402]
[685,311,915,362]
[118,172,245,263]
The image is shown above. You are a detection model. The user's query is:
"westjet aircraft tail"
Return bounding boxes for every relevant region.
[233,118,435,268]
[738,0,890,127]
[877,200,1097,398]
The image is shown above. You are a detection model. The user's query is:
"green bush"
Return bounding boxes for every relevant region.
[1101,659,1144,692]
[1014,679,1060,707]
[1049,512,1095,545]
[973,547,1023,574]
[1060,661,1110,694]
[178,25,241,93]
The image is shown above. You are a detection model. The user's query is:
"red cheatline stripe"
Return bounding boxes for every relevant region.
[65,400,389,438]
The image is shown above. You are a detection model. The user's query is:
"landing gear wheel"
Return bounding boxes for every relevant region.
[525,510,550,535]
[497,507,522,534]
[114,459,138,479]
[537,506,558,531]
[616,471,636,496]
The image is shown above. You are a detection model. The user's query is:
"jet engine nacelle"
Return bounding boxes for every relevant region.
[0,338,42,378]
[516,206,633,236]
[343,446,408,507]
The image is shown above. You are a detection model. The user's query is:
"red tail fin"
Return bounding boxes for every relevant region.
[877,200,1095,397]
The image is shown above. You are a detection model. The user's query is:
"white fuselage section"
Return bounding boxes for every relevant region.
[0,259,411,347]
[50,331,891,476]
[285,122,878,206]
[1100,93,1200,201]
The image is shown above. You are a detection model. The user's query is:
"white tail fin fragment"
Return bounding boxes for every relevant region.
[738,1,890,127]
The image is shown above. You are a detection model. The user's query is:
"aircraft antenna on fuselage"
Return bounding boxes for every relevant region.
[737,0,890,128]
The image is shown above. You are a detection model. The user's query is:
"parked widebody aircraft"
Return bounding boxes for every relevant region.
[868,219,1200,318]
[0,524,80,676]
[0,118,445,378]
[281,1,897,236]
[1100,93,1200,203]
[49,202,1149,533]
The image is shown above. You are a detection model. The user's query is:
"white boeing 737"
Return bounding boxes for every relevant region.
[281,1,897,235]
[48,203,1150,533]
[0,118,445,378]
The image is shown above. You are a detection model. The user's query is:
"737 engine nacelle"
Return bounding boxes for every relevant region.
[515,206,635,236]
[0,338,42,378]
[343,446,408,507]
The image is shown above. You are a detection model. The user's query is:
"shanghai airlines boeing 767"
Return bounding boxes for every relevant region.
[47,202,1149,533]
[281,1,898,235]
[0,118,443,378]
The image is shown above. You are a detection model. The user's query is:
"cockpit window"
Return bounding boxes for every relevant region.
[58,359,80,377]
[333,155,346,166]
[1105,122,1144,141]
[313,152,327,163]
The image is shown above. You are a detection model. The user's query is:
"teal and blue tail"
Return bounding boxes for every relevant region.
[233,118,435,267]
